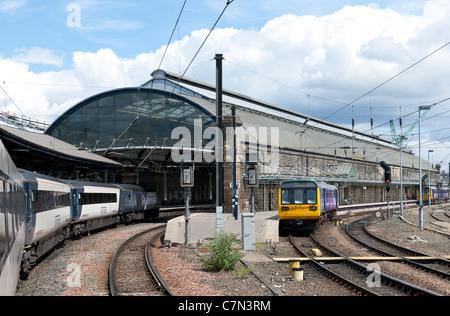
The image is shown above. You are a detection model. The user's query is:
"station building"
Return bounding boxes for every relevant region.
[18,69,438,212]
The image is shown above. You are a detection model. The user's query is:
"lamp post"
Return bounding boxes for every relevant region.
[428,150,434,209]
[419,106,431,231]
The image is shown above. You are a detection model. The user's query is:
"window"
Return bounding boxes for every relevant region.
[281,189,290,205]
[0,178,6,262]
[281,188,317,205]
[79,193,117,206]
[47,89,216,152]
[32,191,71,214]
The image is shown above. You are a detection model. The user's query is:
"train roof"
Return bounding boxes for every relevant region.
[20,169,71,186]
[64,179,121,190]
[19,169,142,191]
[280,180,337,190]
[0,139,23,185]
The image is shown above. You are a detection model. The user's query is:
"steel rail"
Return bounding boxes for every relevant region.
[108,225,167,296]
[363,220,450,266]
[310,233,442,296]
[346,219,450,280]
[145,229,174,296]
[289,235,379,296]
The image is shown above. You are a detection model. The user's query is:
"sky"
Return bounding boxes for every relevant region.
[1,0,450,171]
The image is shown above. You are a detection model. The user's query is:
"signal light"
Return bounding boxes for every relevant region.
[380,161,392,184]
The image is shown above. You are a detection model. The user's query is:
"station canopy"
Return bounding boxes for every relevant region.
[46,69,428,183]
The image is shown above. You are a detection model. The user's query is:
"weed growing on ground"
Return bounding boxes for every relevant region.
[201,232,243,272]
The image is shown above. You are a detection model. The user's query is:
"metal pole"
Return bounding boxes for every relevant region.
[232,105,238,220]
[387,189,390,220]
[185,187,190,246]
[215,54,224,233]
[428,150,433,209]
[419,108,423,231]
[400,144,403,217]
[418,106,431,231]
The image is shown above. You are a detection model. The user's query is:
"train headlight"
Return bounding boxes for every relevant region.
[309,206,318,211]
[281,207,290,211]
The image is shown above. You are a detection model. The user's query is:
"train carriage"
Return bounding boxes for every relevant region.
[20,170,72,271]
[68,181,121,236]
[0,140,26,296]
[0,142,160,295]
[279,180,338,234]
[116,184,149,221]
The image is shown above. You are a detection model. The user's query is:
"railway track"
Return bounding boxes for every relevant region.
[347,217,450,281]
[289,235,378,296]
[109,225,173,296]
[289,233,443,296]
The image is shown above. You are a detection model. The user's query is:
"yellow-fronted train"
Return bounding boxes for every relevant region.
[278,180,338,235]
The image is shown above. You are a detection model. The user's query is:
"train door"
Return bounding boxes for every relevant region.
[71,188,81,222]
[23,181,33,245]
[321,189,327,211]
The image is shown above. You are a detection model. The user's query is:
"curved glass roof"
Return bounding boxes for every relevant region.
[46,88,216,152]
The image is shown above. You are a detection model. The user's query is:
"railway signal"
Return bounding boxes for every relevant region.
[380,161,391,184]
[380,161,391,219]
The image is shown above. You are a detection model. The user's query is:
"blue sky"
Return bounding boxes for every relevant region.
[1,0,450,168]
[0,0,428,70]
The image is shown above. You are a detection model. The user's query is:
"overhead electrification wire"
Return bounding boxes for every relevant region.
[169,0,235,89]
[152,0,188,87]
[106,0,236,158]
[139,0,235,119]
[0,83,26,117]
[322,41,450,122]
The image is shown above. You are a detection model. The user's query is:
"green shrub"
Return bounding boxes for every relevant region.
[201,232,243,272]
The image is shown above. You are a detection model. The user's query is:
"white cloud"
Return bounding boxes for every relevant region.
[2,0,450,165]
[0,0,27,14]
[12,47,65,67]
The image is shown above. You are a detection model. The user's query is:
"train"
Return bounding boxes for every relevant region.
[418,186,450,203]
[0,139,160,296]
[278,180,338,234]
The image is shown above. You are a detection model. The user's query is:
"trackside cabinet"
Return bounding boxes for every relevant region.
[242,213,255,251]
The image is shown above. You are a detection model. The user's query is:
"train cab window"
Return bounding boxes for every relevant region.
[282,188,317,205]
[306,189,317,204]
[281,190,290,205]
[293,189,304,204]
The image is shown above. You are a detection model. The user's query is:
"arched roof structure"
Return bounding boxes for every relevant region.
[46,69,432,183]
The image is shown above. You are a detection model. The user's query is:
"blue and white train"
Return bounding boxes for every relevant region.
[0,140,26,296]
[0,139,160,296]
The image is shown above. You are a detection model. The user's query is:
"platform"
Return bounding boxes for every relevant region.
[165,211,280,245]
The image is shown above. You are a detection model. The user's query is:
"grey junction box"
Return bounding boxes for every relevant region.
[241,213,256,251]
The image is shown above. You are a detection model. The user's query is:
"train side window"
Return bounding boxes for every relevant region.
[6,183,13,245]
[0,178,6,261]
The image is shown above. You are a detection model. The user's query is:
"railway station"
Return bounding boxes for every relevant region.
[1,55,449,299]
[0,68,442,214]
